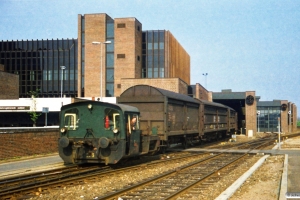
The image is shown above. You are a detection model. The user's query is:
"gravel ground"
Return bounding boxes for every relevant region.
[27,154,262,200]
[229,136,300,200]
[29,153,211,199]
[229,155,284,200]
[18,136,299,199]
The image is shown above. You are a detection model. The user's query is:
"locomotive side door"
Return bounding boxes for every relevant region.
[125,113,141,156]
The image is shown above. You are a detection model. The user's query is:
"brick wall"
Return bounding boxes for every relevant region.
[245,91,256,136]
[114,17,142,97]
[83,13,108,97]
[0,70,19,99]
[290,103,298,132]
[194,83,210,101]
[0,128,59,160]
[281,100,288,133]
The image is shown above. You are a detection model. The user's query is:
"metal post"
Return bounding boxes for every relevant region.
[289,104,291,133]
[45,113,47,126]
[42,107,49,127]
[92,41,111,101]
[257,111,260,133]
[278,117,281,149]
[60,66,66,98]
[202,73,208,88]
[257,117,259,132]
[100,42,103,101]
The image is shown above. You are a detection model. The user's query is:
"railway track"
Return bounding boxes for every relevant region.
[202,132,300,150]
[99,153,255,199]
[0,152,210,199]
[99,135,287,199]
[1,134,295,199]
[0,164,112,199]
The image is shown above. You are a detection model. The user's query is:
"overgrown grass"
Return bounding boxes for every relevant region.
[298,121,300,127]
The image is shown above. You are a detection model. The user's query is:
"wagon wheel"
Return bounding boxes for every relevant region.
[198,136,203,145]
[182,138,188,149]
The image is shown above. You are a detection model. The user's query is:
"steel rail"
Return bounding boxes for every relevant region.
[98,141,269,199]
[0,166,112,198]
[0,152,211,199]
[98,152,229,199]
[165,153,249,199]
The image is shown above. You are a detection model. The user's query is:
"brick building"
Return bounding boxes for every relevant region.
[0,64,19,99]
[0,13,297,136]
[212,89,297,135]
[78,13,190,98]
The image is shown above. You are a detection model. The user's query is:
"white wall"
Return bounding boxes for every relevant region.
[0,98,72,112]
[0,97,117,112]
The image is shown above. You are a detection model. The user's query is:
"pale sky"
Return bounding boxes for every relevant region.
[1,0,299,109]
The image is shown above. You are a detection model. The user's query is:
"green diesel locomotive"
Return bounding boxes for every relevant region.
[58,101,160,165]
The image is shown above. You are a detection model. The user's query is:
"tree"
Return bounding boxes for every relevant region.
[27,89,41,127]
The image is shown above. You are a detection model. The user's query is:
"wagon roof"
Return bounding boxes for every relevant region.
[198,99,235,110]
[120,85,200,104]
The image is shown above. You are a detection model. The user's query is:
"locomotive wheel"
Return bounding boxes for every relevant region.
[149,151,157,155]
[159,146,167,154]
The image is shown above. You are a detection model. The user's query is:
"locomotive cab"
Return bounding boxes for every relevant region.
[125,113,141,156]
[58,101,144,165]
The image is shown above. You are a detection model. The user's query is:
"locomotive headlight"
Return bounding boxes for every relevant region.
[60,127,66,133]
[113,128,119,134]
[88,104,93,110]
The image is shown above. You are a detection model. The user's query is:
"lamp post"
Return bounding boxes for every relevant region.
[60,66,66,98]
[92,41,111,101]
[257,110,260,133]
[202,73,208,88]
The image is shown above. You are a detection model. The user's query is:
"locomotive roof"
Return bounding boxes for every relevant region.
[120,85,200,104]
[62,100,139,113]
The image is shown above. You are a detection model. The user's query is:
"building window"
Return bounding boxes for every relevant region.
[257,106,281,132]
[1,39,78,97]
[117,54,125,59]
[117,23,126,28]
[106,83,114,97]
[106,69,114,81]
[30,71,35,81]
[137,56,140,61]
[106,17,115,97]
[142,30,165,79]
[106,53,114,67]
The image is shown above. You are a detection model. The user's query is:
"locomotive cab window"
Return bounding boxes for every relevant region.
[64,108,79,130]
[104,108,120,130]
[128,114,139,134]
